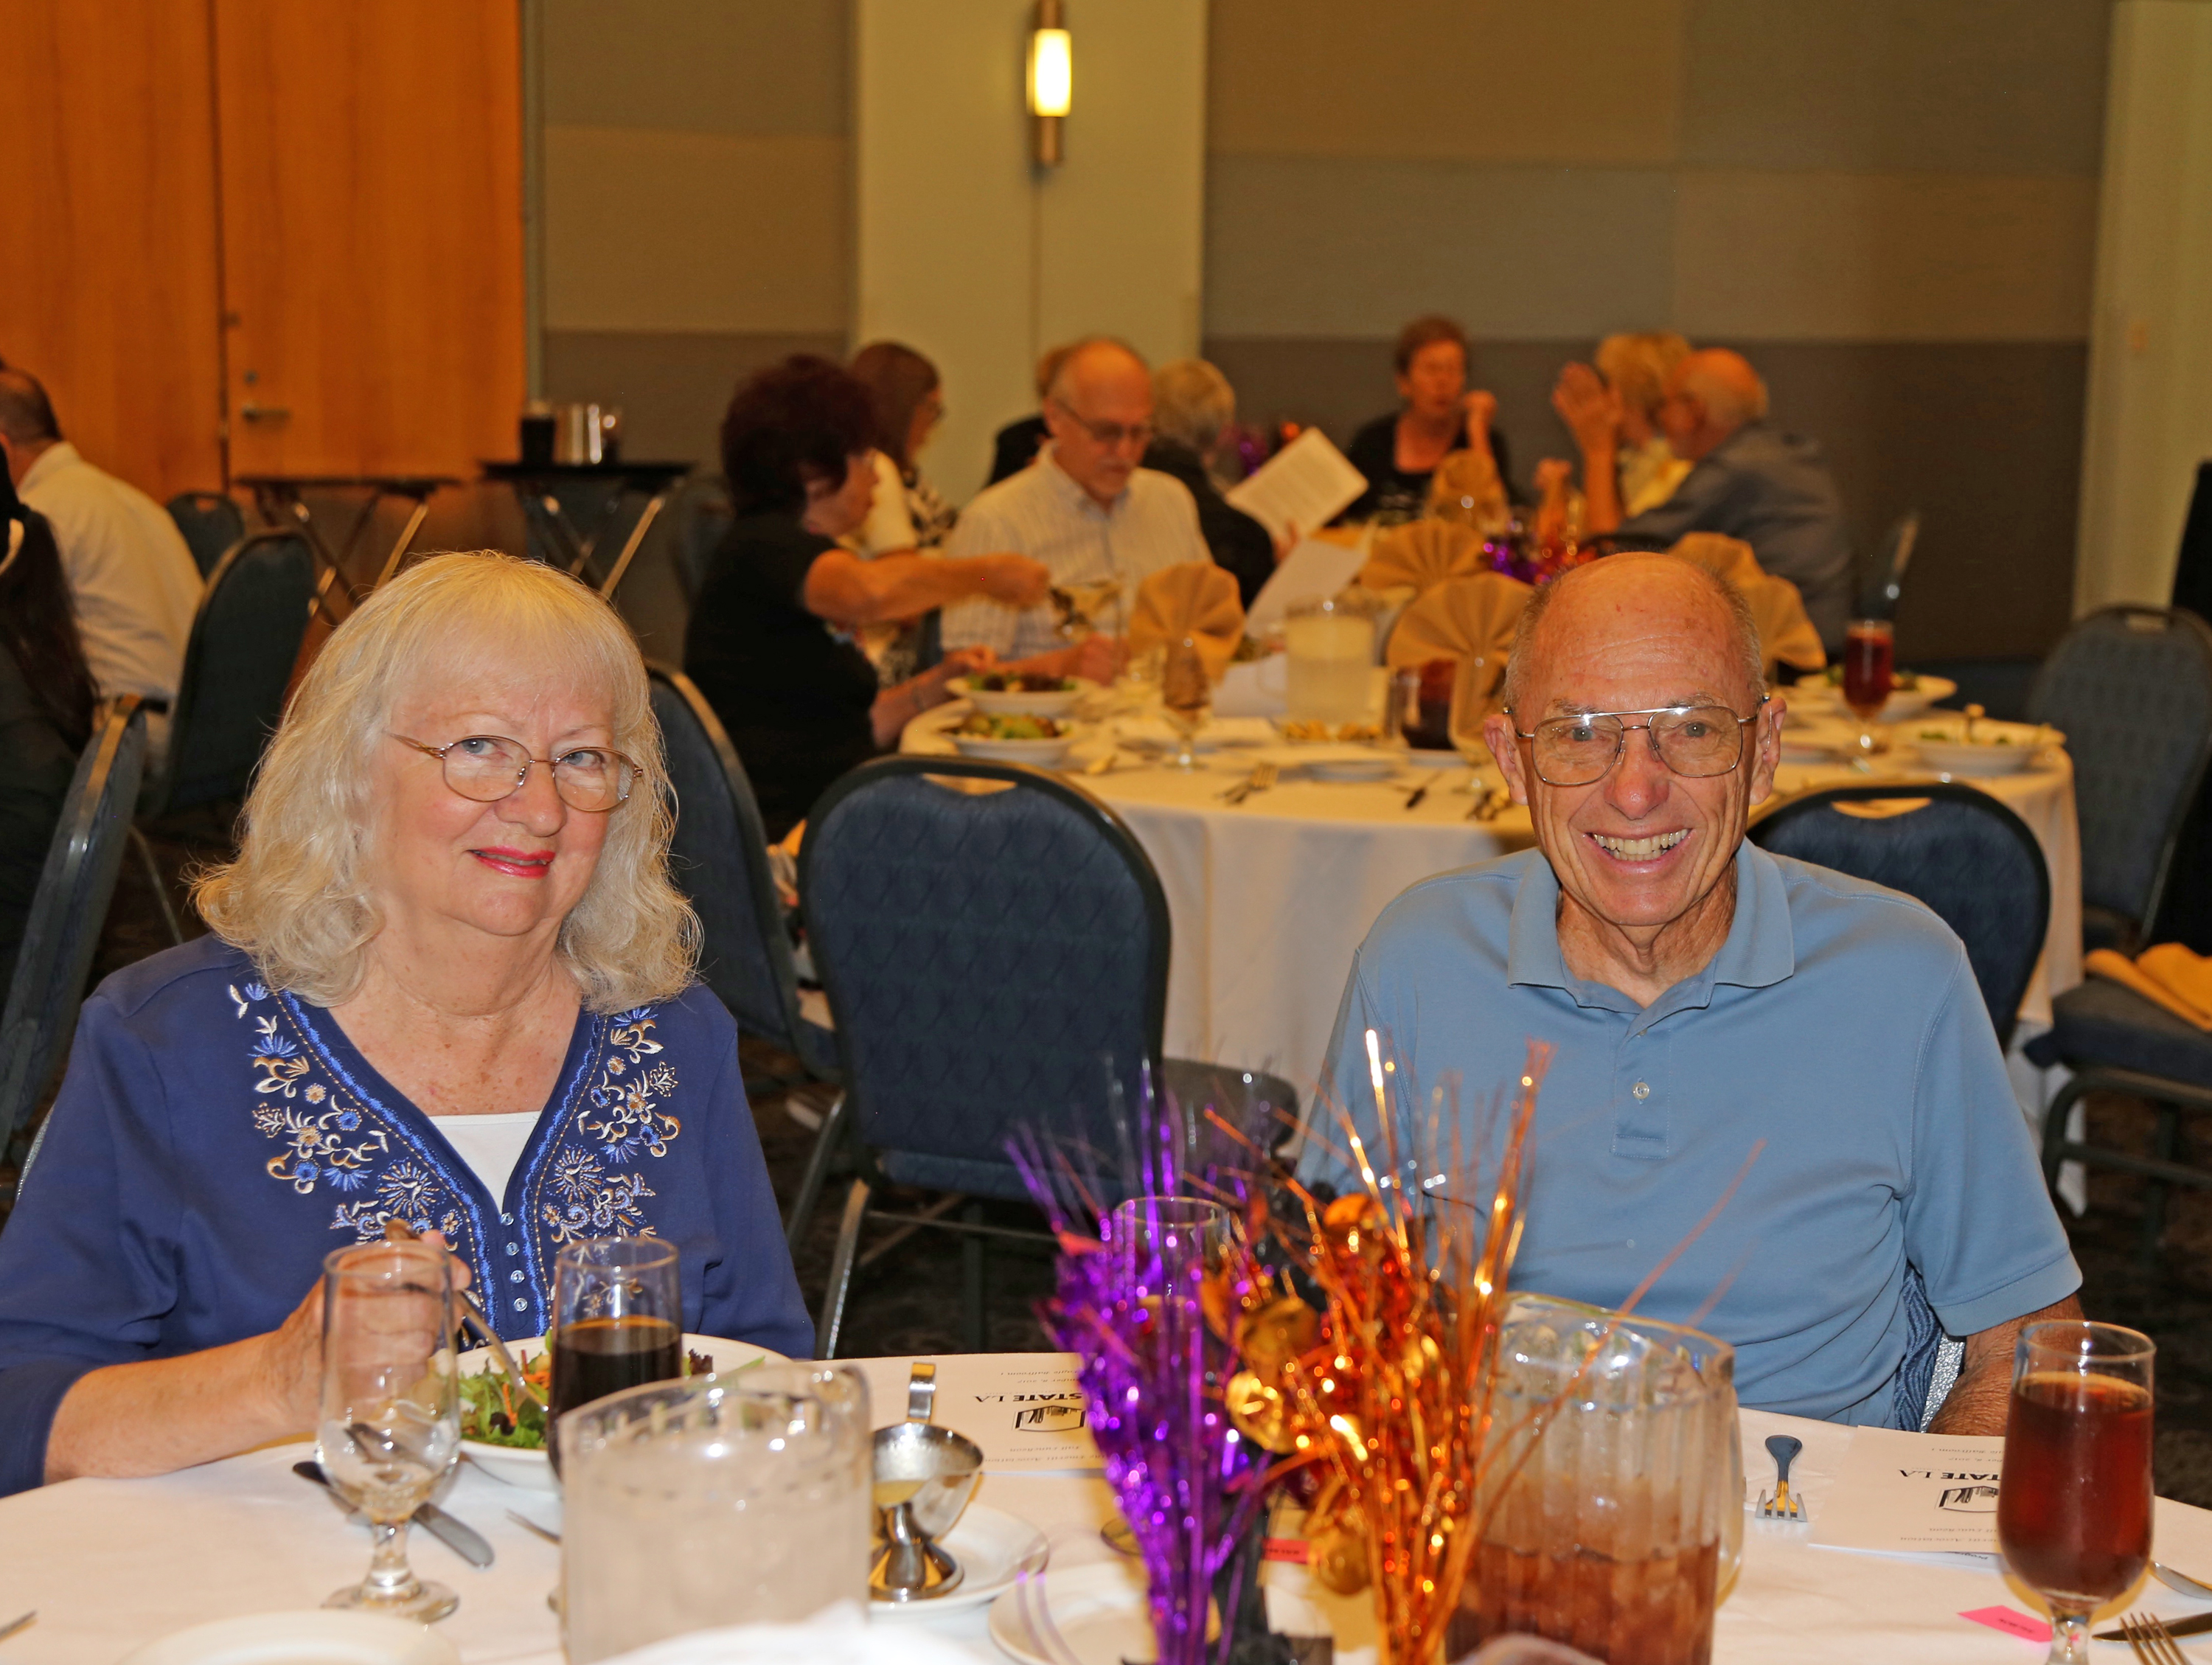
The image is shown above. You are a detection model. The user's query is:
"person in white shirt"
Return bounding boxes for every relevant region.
[939,338,1212,661]
[0,367,202,755]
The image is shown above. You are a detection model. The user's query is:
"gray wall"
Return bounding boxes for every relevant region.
[1204,0,2112,661]
[535,0,2114,662]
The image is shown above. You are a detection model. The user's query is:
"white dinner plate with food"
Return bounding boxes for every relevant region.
[1792,672,1957,724]
[988,1561,1218,1665]
[1778,719,1868,763]
[1402,746,1469,768]
[119,1612,460,1665]
[1115,715,1275,752]
[1907,720,2060,777]
[459,1332,781,1490]
[1252,743,1399,782]
[872,1503,1048,1619]
[949,732,1076,766]
[953,675,1092,717]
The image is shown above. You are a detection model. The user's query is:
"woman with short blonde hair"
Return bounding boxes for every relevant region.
[0,550,812,1498]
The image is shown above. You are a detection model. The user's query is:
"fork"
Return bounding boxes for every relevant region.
[2121,1611,2189,1663]
[1756,1434,1805,1521]
[1221,761,1278,805]
[0,1613,33,1644]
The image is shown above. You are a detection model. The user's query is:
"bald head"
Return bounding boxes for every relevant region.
[1043,337,1155,506]
[0,369,62,487]
[1503,554,1764,717]
[1658,350,1767,462]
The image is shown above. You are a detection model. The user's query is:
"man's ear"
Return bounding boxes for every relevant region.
[1485,712,1529,804]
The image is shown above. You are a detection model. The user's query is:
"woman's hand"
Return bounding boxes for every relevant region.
[973,554,1052,609]
[1461,389,1499,451]
[1551,363,1620,456]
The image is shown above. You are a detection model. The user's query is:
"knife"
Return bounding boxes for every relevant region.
[293,1459,495,1570]
[2096,1611,2212,1641]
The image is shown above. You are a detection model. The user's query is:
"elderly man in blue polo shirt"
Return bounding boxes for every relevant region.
[1304,553,2079,1433]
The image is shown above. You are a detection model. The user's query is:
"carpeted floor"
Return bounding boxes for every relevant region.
[15,821,2212,1506]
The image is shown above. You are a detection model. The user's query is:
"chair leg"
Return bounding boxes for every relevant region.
[961,1201,987,1353]
[2040,1074,2093,1192]
[785,1091,848,1255]
[816,1178,871,1360]
[131,827,184,947]
[2140,1104,2184,1270]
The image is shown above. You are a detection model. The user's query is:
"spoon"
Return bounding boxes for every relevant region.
[2155,1562,2212,1602]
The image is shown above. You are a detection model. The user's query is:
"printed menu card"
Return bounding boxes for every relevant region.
[852,1352,1100,1472]
[1808,1426,2006,1557]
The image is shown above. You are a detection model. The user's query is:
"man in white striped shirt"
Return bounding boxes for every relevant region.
[939,338,1212,660]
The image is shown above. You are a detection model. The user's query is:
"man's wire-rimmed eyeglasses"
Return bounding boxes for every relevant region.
[1506,698,1767,788]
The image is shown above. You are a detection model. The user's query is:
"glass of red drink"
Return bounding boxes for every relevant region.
[548,1237,683,1476]
[1841,619,1894,753]
[1997,1320,2155,1664]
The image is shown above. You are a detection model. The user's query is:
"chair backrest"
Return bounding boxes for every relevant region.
[673,476,734,606]
[2169,462,2212,628]
[2026,605,2212,931]
[149,529,317,818]
[164,491,246,578]
[645,664,817,1060]
[1750,783,2050,1046]
[0,699,149,1145]
[799,757,1170,1170]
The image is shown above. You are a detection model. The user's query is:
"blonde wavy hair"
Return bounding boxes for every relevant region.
[194,551,698,1012]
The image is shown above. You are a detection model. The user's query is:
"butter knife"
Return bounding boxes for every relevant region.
[2096,1610,2212,1641]
[294,1459,495,1570]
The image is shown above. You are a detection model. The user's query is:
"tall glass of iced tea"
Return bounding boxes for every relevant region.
[1997,1320,2154,1664]
[1841,618,1894,754]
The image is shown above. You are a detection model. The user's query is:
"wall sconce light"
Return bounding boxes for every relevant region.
[1028,0,1071,167]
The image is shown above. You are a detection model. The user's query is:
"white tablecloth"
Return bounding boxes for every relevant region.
[904,708,2084,1103]
[6,1366,2207,1665]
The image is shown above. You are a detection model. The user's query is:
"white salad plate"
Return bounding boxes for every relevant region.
[872,1503,1048,1619]
[988,1560,1218,1665]
[458,1332,781,1491]
[949,732,1076,766]
[1792,673,1957,724]
[119,1612,459,1665]
[954,678,1091,717]
[1908,719,2060,777]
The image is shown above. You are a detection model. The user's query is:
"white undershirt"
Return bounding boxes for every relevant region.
[431,1110,540,1203]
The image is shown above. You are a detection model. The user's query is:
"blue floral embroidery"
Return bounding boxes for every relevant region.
[577,1015,681,1167]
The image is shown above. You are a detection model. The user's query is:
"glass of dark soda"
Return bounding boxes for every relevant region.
[548,1237,682,1476]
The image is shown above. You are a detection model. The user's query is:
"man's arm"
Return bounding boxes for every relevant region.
[1927,1293,2085,1435]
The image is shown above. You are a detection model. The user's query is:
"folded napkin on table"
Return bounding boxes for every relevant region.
[2087,942,2212,1030]
[1128,560,1245,680]
[1383,571,1534,715]
[1667,532,1764,585]
[1358,517,1486,594]
[1742,572,1826,675]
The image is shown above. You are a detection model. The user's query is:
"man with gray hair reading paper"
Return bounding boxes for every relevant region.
[1300,553,2079,1434]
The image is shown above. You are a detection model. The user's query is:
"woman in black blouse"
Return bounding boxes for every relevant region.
[1343,315,1515,524]
[0,470,97,986]
[683,355,1054,839]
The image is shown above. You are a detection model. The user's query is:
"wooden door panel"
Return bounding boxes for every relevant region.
[0,0,226,503]
[215,0,525,480]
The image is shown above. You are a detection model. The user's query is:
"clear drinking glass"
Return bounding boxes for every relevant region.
[316,1240,464,1622]
[548,1237,682,1477]
[1842,617,1894,756]
[1997,1321,2155,1664]
[560,1363,872,1663]
[1161,636,1213,771]
[1284,596,1377,726]
[1466,1295,1740,1665]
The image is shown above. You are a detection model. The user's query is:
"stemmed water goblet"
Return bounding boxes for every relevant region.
[316,1238,464,1622]
[1996,1319,2155,1664]
[1161,636,1213,771]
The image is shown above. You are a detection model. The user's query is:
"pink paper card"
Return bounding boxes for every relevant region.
[1961,1606,2051,1642]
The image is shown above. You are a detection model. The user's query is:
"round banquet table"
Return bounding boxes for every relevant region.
[4,1361,2209,1665]
[904,703,2084,1104]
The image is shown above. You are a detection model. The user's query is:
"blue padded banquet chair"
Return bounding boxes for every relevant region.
[2025,606,2212,956]
[1750,782,2052,1427]
[0,698,150,1199]
[794,755,1297,1356]
[644,665,840,1130]
[164,490,246,579]
[139,530,317,824]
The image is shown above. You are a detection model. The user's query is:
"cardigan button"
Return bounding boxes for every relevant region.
[500,1213,514,1226]
[509,1269,526,1284]
[505,1243,520,1256]
[512,1298,528,1312]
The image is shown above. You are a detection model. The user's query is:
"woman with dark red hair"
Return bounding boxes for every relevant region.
[683,355,1051,838]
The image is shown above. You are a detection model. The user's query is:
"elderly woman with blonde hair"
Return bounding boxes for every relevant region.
[1552,331,1694,519]
[0,552,812,1496]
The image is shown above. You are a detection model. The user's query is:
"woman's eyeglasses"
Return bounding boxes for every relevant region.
[392,734,636,813]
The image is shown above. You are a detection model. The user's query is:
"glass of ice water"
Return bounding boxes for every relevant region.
[316,1239,463,1622]
[560,1362,872,1663]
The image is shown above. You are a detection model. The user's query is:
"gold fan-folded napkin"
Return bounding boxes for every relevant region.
[1667,532,1764,585]
[1358,518,1486,595]
[1127,560,1245,681]
[1742,573,1826,676]
[1382,571,1534,714]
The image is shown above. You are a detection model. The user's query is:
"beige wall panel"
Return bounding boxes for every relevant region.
[1681,0,2112,175]
[543,0,846,136]
[543,128,849,333]
[1205,156,1674,340]
[1674,171,2097,342]
[1209,0,1683,164]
